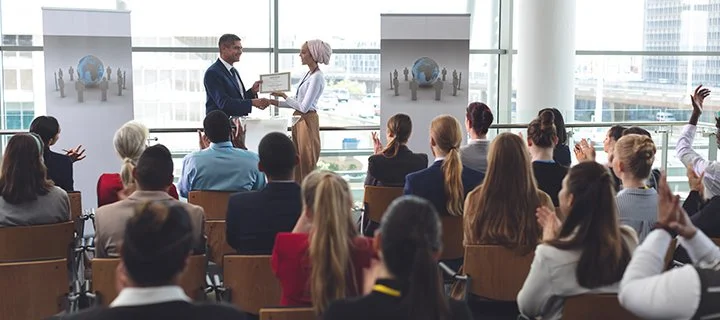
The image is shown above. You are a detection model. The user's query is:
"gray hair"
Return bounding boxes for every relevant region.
[113,121,149,187]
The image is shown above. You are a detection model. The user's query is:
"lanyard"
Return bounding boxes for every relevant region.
[373,284,401,297]
[296,67,319,97]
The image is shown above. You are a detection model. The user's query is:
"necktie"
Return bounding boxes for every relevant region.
[230,67,246,99]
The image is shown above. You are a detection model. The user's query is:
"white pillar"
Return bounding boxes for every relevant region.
[516,0,576,123]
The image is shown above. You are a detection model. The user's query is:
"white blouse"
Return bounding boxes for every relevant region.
[278,70,325,113]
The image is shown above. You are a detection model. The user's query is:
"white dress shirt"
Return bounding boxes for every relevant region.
[677,124,720,198]
[278,70,325,113]
[219,57,244,99]
[110,285,191,308]
[619,229,720,320]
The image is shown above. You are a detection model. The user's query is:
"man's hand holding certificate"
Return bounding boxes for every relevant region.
[259,72,291,93]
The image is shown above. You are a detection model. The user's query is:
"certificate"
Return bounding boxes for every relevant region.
[259,72,291,93]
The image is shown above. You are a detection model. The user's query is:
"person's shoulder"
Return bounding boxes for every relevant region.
[177,199,205,215]
[48,186,69,199]
[275,232,309,246]
[325,298,365,319]
[54,306,107,319]
[204,59,223,73]
[193,302,247,319]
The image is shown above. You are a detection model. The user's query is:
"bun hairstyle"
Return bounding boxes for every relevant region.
[527,110,557,148]
[121,201,194,287]
[430,115,465,217]
[302,170,359,315]
[382,113,412,158]
[614,134,656,179]
[538,108,567,145]
[380,196,450,320]
[466,102,494,136]
[113,121,149,187]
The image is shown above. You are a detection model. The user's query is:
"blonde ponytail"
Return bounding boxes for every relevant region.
[120,157,136,187]
[304,171,358,315]
[431,115,465,217]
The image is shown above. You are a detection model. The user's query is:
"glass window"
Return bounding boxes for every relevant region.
[4,102,34,130]
[278,53,381,128]
[3,69,17,90]
[469,54,499,114]
[278,0,499,49]
[132,52,271,127]
[126,0,271,47]
[19,69,33,90]
[2,51,45,118]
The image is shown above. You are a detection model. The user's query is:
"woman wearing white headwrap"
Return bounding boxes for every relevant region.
[269,39,332,183]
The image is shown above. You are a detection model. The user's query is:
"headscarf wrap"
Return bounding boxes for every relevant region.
[307,40,332,65]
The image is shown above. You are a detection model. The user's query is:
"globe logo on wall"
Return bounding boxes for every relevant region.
[77,55,105,87]
[411,57,440,87]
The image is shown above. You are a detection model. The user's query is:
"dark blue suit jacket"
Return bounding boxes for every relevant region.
[225,182,302,255]
[204,59,258,116]
[403,160,484,216]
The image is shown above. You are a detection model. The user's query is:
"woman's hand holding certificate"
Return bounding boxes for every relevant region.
[259,72,291,93]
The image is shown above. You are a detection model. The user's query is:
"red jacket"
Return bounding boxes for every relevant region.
[96,173,179,207]
[271,232,375,307]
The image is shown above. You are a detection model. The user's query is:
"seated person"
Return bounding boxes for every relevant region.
[0,133,70,227]
[539,108,571,167]
[619,174,720,320]
[60,201,245,320]
[226,132,302,255]
[272,170,375,315]
[95,144,206,258]
[404,115,484,217]
[527,110,568,207]
[365,113,427,187]
[30,116,86,192]
[178,110,265,197]
[460,102,493,174]
[98,120,178,207]
[518,162,637,320]
[324,196,472,320]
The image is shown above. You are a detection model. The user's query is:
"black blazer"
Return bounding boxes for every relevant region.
[44,149,74,192]
[226,182,302,255]
[323,279,472,320]
[54,301,246,320]
[365,145,428,187]
[203,59,258,116]
[553,144,572,167]
[404,160,484,216]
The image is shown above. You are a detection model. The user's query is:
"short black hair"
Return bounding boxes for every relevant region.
[135,144,174,191]
[29,116,59,147]
[259,132,297,179]
[219,34,241,49]
[622,126,652,138]
[121,201,193,287]
[608,125,627,141]
[203,110,231,143]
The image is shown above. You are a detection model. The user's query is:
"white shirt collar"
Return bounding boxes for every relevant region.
[434,156,445,162]
[468,138,487,145]
[219,57,234,72]
[110,286,191,308]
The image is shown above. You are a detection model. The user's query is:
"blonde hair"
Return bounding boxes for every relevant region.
[464,132,542,254]
[302,170,358,315]
[114,121,149,187]
[614,134,656,179]
[430,115,464,216]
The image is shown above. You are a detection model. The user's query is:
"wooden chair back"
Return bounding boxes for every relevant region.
[0,221,75,262]
[562,294,641,320]
[711,238,720,247]
[91,255,207,305]
[664,238,678,270]
[363,186,404,223]
[260,307,315,320]
[188,191,232,220]
[206,220,233,267]
[0,258,68,320]
[440,215,464,260]
[67,191,83,222]
[463,245,534,301]
[223,255,281,315]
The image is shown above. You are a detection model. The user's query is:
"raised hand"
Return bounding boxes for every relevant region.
[371,132,383,154]
[656,171,680,228]
[536,206,561,242]
[686,166,704,194]
[691,85,711,117]
[65,145,86,162]
[198,130,210,150]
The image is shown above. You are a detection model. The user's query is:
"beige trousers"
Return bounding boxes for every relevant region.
[292,110,320,184]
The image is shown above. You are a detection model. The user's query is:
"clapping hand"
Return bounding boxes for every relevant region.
[231,118,247,150]
[574,138,595,162]
[691,85,711,117]
[270,91,288,99]
[63,145,86,162]
[251,80,262,93]
[198,130,210,149]
[371,132,383,154]
[536,206,561,242]
[657,171,698,238]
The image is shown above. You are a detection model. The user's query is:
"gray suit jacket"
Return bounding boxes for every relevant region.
[94,190,206,258]
[460,140,490,174]
[0,186,70,227]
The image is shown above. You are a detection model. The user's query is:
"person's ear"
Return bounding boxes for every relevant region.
[527,137,533,147]
[567,193,575,208]
[430,136,437,147]
[553,136,559,146]
[258,162,265,173]
[373,231,382,253]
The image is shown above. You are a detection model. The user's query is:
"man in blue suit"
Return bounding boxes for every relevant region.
[204,34,269,116]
